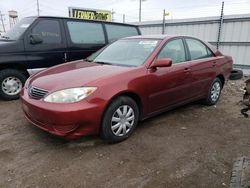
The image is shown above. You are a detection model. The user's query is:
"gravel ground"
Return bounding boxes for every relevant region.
[0,79,250,188]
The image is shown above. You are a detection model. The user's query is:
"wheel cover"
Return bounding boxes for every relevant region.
[210,81,221,102]
[2,77,23,96]
[111,105,135,137]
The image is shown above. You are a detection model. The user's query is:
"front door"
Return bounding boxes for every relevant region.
[24,18,67,69]
[147,38,193,113]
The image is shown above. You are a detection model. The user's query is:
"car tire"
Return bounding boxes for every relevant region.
[101,96,139,143]
[0,69,27,100]
[230,157,250,188]
[229,69,243,80]
[203,78,222,106]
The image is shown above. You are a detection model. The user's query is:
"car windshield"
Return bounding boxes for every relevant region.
[1,17,35,40]
[87,39,160,67]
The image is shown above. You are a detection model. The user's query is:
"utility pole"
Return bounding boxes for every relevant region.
[216,1,224,49]
[111,9,115,22]
[123,14,125,23]
[139,0,141,22]
[0,11,6,32]
[36,0,40,16]
[138,0,147,22]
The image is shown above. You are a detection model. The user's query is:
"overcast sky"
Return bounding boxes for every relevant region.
[0,0,250,30]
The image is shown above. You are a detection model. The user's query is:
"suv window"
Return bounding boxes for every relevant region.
[186,38,214,60]
[105,24,138,43]
[158,39,186,64]
[31,20,61,44]
[67,21,105,44]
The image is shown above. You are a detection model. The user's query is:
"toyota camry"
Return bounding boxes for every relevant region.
[21,35,233,143]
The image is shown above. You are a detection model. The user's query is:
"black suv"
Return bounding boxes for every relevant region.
[0,16,141,100]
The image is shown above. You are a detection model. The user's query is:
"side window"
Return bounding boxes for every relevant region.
[67,21,105,44]
[158,39,186,64]
[31,20,61,44]
[105,24,138,43]
[186,38,214,60]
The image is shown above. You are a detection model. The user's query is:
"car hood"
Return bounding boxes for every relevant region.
[29,60,132,91]
[0,39,24,54]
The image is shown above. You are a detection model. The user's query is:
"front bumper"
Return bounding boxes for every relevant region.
[20,88,105,140]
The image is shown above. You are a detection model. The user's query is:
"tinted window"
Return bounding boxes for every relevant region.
[186,38,214,60]
[31,20,61,44]
[105,24,138,43]
[67,21,105,44]
[158,39,186,64]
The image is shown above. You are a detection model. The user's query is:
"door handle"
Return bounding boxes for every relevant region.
[63,52,67,62]
[212,61,216,67]
[184,68,191,73]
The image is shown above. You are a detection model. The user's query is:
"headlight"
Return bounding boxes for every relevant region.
[44,87,97,103]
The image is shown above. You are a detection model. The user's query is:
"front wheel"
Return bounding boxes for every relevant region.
[0,69,27,100]
[101,96,139,143]
[203,78,222,106]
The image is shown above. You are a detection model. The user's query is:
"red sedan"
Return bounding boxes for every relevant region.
[20,35,233,143]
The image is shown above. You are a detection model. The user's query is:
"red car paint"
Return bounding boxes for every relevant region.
[20,35,233,140]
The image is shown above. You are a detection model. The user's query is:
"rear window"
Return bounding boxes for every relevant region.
[105,24,139,43]
[186,38,214,60]
[67,21,105,44]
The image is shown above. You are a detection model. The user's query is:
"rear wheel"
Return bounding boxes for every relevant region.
[101,96,139,143]
[0,69,27,100]
[203,78,222,106]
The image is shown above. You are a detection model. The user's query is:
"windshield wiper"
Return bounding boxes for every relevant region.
[94,61,113,65]
[85,59,111,65]
[1,35,10,40]
[85,58,93,62]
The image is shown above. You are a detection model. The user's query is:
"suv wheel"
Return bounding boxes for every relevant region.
[0,69,27,100]
[101,96,139,143]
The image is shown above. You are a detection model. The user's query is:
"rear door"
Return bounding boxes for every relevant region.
[184,38,217,97]
[148,38,193,112]
[24,18,66,68]
[64,20,106,62]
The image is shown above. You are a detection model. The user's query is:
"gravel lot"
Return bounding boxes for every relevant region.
[0,79,250,188]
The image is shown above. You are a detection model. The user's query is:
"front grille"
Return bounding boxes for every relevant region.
[28,86,48,99]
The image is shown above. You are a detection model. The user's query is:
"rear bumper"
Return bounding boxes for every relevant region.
[20,88,106,140]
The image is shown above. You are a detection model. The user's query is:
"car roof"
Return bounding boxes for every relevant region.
[124,35,186,40]
[124,34,220,56]
[25,16,139,27]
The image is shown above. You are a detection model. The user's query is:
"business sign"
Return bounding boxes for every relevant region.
[69,7,111,22]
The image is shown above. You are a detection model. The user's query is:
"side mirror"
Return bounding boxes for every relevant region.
[30,34,43,44]
[150,58,172,69]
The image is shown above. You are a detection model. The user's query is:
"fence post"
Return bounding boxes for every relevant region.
[217,1,224,49]
[111,9,115,22]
